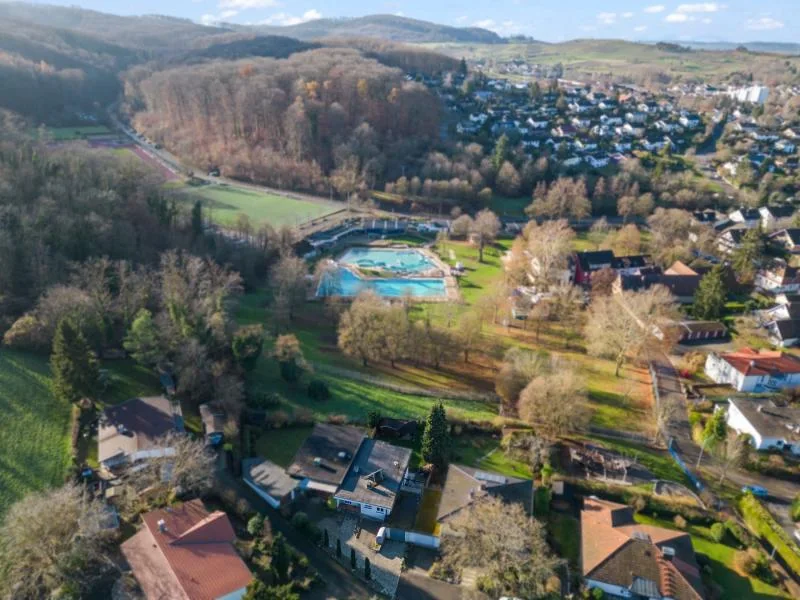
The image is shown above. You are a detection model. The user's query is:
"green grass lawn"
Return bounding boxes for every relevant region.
[635,514,789,599]
[489,195,530,218]
[245,355,498,423]
[253,426,313,467]
[0,350,72,519]
[435,239,511,306]
[186,185,342,228]
[37,125,112,140]
[548,513,580,566]
[450,435,532,478]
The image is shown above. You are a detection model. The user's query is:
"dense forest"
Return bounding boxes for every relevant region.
[124,48,443,192]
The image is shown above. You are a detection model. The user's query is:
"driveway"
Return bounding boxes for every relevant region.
[215,470,373,599]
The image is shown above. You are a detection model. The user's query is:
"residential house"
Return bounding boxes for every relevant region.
[759,205,796,230]
[766,318,800,348]
[775,292,800,306]
[121,500,253,600]
[760,300,800,323]
[582,497,705,600]
[526,117,549,129]
[727,398,800,456]
[286,423,365,496]
[775,139,797,154]
[622,123,645,138]
[574,251,614,285]
[333,438,412,521]
[98,396,182,472]
[679,114,702,129]
[728,207,762,227]
[769,228,800,254]
[625,111,647,125]
[754,260,800,294]
[615,271,702,304]
[243,458,298,509]
[585,155,610,169]
[551,124,578,138]
[436,465,533,528]
[717,228,747,254]
[704,348,800,392]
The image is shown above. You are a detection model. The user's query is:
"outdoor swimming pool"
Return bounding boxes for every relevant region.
[338,247,436,274]
[316,247,448,299]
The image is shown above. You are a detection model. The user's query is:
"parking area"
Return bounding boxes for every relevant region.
[319,514,405,597]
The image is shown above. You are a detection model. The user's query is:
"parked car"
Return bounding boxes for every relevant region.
[742,485,769,498]
[794,529,800,544]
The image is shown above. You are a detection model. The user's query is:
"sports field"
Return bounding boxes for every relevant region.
[188,185,342,228]
[40,125,112,141]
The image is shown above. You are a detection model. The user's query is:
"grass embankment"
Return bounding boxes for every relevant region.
[185,185,341,228]
[739,494,800,578]
[0,350,72,518]
[635,513,789,599]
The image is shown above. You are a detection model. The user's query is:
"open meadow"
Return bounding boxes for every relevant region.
[185,184,342,228]
[0,350,71,518]
[36,125,112,141]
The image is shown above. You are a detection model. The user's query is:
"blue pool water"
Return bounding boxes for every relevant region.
[318,268,446,299]
[338,247,435,273]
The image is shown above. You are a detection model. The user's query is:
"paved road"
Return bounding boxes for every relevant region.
[651,352,800,526]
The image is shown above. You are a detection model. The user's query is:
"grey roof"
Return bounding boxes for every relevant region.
[98,397,179,463]
[243,458,298,500]
[437,464,532,523]
[729,398,800,443]
[199,403,224,436]
[286,424,365,488]
[334,440,412,509]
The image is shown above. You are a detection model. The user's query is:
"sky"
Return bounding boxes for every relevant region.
[30,0,798,43]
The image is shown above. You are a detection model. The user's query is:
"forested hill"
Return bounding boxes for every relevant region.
[249,14,503,44]
[0,2,229,51]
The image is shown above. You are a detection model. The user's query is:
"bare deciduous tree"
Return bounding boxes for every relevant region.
[471,209,501,263]
[0,483,115,599]
[718,432,751,485]
[518,364,589,438]
[586,286,679,377]
[524,219,575,290]
[438,496,563,599]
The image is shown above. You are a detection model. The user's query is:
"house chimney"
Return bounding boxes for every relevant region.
[157,519,167,533]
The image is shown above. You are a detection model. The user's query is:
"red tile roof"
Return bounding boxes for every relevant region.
[717,348,800,376]
[121,499,252,600]
[581,498,704,600]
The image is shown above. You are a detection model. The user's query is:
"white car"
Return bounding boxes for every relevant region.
[794,529,800,544]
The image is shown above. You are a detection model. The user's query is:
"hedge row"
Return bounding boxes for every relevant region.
[739,493,800,577]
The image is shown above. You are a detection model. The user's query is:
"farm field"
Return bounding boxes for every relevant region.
[0,350,72,518]
[186,184,342,228]
[0,350,168,513]
[634,514,790,599]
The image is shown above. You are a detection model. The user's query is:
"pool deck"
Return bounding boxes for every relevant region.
[312,244,460,303]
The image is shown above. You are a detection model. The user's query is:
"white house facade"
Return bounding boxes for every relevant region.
[704,349,800,393]
[727,399,800,456]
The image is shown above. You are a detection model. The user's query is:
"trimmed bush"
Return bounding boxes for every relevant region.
[308,379,331,401]
[710,522,725,543]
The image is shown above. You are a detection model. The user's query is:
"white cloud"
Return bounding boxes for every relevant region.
[701,17,712,24]
[644,5,666,13]
[471,19,521,35]
[676,3,725,13]
[219,0,279,8]
[220,9,238,18]
[455,15,468,24]
[746,16,784,30]
[665,13,690,22]
[634,25,648,32]
[259,9,321,26]
[200,10,238,25]
[622,12,634,18]
[597,12,617,25]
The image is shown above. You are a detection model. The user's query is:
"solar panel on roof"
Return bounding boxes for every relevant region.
[474,471,506,485]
